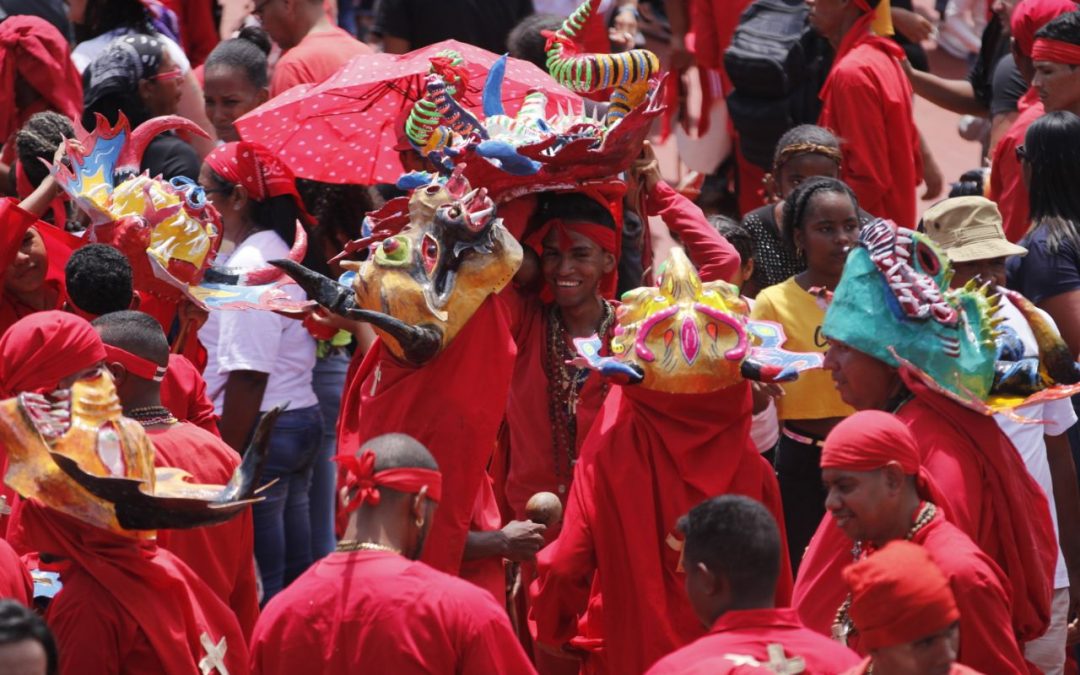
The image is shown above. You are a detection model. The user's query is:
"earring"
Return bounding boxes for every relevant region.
[415,516,424,528]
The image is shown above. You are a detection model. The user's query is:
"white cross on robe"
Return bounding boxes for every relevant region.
[198,633,229,675]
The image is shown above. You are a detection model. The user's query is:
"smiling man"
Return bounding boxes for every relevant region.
[808,0,921,227]
[819,411,1026,673]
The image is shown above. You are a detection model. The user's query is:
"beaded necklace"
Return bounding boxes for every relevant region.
[126,405,178,427]
[831,501,937,646]
[543,300,614,494]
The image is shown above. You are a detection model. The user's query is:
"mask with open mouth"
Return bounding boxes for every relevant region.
[273,172,522,365]
[53,114,309,311]
[571,247,824,393]
[0,371,276,537]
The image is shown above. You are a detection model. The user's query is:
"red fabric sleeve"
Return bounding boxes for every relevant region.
[270,61,307,98]
[949,560,1029,673]
[530,462,598,648]
[645,181,741,283]
[988,102,1041,243]
[161,0,219,67]
[229,510,261,639]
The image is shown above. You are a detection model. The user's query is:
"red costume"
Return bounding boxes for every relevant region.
[989,94,1042,242]
[531,384,791,674]
[646,608,861,675]
[839,540,987,675]
[337,295,516,574]
[15,504,249,675]
[160,354,221,436]
[503,182,741,522]
[0,16,82,147]
[0,538,31,605]
[147,422,259,638]
[270,27,373,96]
[160,0,219,67]
[250,550,535,674]
[817,6,921,228]
[795,382,1055,667]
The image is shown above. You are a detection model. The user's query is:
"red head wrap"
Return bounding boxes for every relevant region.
[102,344,167,382]
[821,410,946,506]
[334,449,443,515]
[843,540,960,650]
[0,311,106,397]
[0,16,83,143]
[1011,0,1078,57]
[204,142,311,220]
[1032,37,1080,64]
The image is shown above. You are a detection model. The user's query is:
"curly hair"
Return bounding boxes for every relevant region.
[15,111,74,188]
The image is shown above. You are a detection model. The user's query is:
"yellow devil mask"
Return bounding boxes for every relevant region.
[573,248,824,394]
[273,172,523,365]
[0,373,275,537]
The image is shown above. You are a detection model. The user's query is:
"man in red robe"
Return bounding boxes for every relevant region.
[819,411,1028,673]
[530,247,790,674]
[0,311,249,675]
[841,540,985,675]
[646,495,860,675]
[250,433,536,674]
[987,0,1077,242]
[92,310,258,638]
[811,0,922,227]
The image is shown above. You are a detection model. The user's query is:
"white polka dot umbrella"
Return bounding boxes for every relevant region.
[234,40,582,185]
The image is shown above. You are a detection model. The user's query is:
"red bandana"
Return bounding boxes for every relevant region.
[103,344,167,382]
[0,311,106,397]
[333,449,443,514]
[1032,37,1080,65]
[524,219,620,300]
[204,141,306,210]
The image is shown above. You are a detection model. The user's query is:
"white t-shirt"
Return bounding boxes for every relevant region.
[994,294,1076,590]
[72,29,192,75]
[199,230,318,414]
[744,296,780,452]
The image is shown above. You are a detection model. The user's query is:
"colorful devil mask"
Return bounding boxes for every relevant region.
[822,219,999,402]
[572,248,823,394]
[274,172,523,365]
[0,372,272,537]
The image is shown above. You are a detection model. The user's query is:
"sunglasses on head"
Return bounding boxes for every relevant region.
[148,67,183,83]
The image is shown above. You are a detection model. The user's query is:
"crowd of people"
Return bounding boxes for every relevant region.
[0,0,1079,673]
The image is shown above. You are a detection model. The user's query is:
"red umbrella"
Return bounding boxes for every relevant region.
[235,40,581,185]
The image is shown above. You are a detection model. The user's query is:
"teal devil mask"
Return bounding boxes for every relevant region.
[822,218,999,402]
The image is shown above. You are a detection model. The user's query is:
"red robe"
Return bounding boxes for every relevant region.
[249,549,536,674]
[531,383,792,675]
[989,91,1043,243]
[147,422,259,638]
[794,375,1056,657]
[818,21,921,228]
[844,660,984,675]
[503,182,741,522]
[160,354,221,436]
[13,504,248,675]
[458,473,507,603]
[0,537,31,605]
[645,608,861,675]
[336,295,516,575]
[838,513,1026,674]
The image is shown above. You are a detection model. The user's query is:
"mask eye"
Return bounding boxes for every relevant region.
[422,234,439,275]
[915,240,941,276]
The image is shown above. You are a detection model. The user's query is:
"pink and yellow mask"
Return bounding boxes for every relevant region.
[573,248,823,393]
[0,372,273,538]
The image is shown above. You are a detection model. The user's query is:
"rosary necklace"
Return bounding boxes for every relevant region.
[126,405,178,427]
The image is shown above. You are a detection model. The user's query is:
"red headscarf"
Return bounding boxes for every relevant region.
[843,540,960,650]
[820,410,948,508]
[0,16,83,143]
[204,141,308,216]
[334,448,443,515]
[0,311,106,397]
[1032,37,1080,64]
[1010,0,1078,57]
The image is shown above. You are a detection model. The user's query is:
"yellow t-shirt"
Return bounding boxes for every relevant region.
[750,278,855,421]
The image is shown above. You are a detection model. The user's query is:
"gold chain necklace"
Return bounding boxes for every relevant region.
[831,502,937,646]
[335,540,401,555]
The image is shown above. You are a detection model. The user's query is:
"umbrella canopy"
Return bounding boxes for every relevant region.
[235,40,582,185]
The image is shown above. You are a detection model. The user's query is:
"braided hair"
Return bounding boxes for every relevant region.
[15,112,74,188]
[781,176,858,257]
[772,124,843,174]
